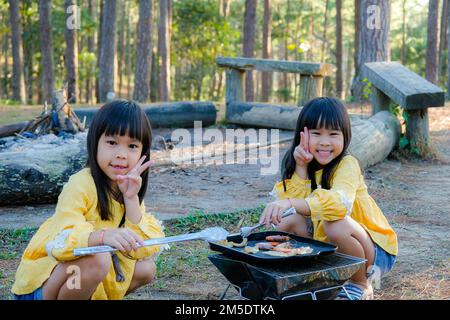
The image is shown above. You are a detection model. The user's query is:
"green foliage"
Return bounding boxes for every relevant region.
[362,78,372,100]
[0,0,440,104]
[389,102,401,117]
[172,0,239,101]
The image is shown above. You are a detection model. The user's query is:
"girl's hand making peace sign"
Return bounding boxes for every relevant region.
[293,127,313,167]
[117,155,152,199]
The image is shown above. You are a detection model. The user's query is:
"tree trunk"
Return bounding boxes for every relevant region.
[126,6,132,100]
[321,0,330,63]
[243,0,257,102]
[426,0,440,85]
[447,0,450,97]
[2,32,9,98]
[439,0,448,81]
[98,0,117,102]
[219,0,232,16]
[307,5,315,61]
[353,0,361,83]
[39,0,55,104]
[23,1,34,104]
[8,0,27,103]
[401,0,407,64]
[86,0,97,104]
[64,0,78,103]
[133,0,153,102]
[336,0,344,99]
[118,0,127,98]
[352,0,390,101]
[261,0,272,102]
[95,0,103,103]
[158,0,171,101]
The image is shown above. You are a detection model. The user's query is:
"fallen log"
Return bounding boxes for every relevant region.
[227,102,400,168]
[0,138,87,205]
[74,101,217,128]
[349,111,400,169]
[226,102,300,130]
[0,121,29,138]
[0,111,399,205]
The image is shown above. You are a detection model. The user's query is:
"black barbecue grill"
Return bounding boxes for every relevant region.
[208,231,366,300]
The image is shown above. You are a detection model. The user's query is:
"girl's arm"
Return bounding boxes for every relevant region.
[124,195,142,224]
[294,164,308,180]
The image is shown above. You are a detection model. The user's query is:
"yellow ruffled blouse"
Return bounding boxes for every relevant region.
[11,168,165,300]
[272,155,398,256]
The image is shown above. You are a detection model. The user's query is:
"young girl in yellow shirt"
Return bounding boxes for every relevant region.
[12,100,164,300]
[260,97,398,300]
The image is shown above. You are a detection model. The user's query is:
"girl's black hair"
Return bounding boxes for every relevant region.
[281,97,352,191]
[86,100,152,221]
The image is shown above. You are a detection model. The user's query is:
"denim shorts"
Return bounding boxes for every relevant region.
[13,287,43,300]
[370,243,397,278]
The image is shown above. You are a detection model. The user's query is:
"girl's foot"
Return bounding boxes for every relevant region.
[335,281,374,300]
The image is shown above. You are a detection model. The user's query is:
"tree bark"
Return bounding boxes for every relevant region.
[401,0,407,64]
[98,0,117,102]
[133,0,153,102]
[353,0,361,83]
[447,0,450,97]
[118,0,127,98]
[126,5,132,100]
[95,0,103,103]
[261,0,272,102]
[352,0,390,101]
[243,0,257,102]
[39,0,55,104]
[426,0,440,85]
[336,0,344,99]
[439,0,448,80]
[22,0,34,104]
[321,0,330,63]
[64,0,78,103]
[158,0,171,101]
[2,30,9,98]
[8,0,27,103]
[86,0,97,104]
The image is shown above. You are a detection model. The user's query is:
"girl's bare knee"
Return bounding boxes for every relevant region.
[323,218,349,242]
[83,253,111,282]
[138,260,156,285]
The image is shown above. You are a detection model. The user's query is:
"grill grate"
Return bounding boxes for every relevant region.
[209,252,366,300]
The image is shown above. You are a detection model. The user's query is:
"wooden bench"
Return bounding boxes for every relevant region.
[363,61,445,147]
[216,57,333,124]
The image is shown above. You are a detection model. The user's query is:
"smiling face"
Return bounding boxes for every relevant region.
[96,133,143,183]
[308,127,344,166]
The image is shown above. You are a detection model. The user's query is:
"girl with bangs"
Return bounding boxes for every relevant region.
[12,100,164,300]
[260,97,398,300]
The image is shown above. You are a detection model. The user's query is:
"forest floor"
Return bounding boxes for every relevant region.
[0,103,449,300]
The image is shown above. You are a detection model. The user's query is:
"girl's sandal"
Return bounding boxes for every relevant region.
[335,282,374,300]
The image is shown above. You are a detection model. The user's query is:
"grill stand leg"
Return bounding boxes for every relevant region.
[219,284,232,300]
[221,282,346,301]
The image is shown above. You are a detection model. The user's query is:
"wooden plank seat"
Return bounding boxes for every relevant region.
[363,61,445,147]
[216,56,334,115]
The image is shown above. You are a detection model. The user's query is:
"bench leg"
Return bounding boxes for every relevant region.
[405,108,430,148]
[371,87,391,115]
[298,75,323,107]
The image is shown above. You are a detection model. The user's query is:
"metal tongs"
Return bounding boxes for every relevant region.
[239,206,297,238]
[73,227,229,257]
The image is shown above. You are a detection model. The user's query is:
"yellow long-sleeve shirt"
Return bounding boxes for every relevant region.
[272,155,398,256]
[11,168,165,300]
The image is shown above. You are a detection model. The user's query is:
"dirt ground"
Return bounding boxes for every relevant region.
[0,105,449,300]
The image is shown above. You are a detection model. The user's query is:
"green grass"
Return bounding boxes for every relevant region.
[0,207,267,292]
[0,103,101,126]
[155,206,265,281]
[0,228,37,261]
